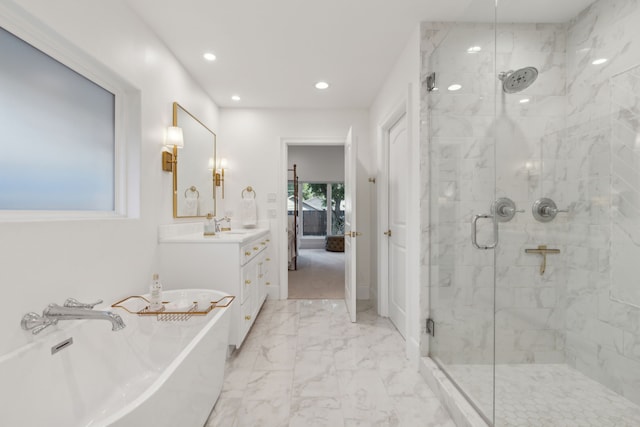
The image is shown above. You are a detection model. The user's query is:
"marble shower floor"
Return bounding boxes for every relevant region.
[445,363,640,427]
[206,299,455,427]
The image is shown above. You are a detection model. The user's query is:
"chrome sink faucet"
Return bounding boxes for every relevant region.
[21,298,126,334]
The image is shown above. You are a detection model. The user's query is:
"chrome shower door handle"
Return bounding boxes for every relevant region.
[471,214,498,250]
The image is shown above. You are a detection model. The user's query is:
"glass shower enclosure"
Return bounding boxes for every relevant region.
[426,0,640,425]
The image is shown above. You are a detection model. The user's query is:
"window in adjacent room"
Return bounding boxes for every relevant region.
[301,182,344,236]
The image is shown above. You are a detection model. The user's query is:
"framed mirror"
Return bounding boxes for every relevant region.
[172,102,216,218]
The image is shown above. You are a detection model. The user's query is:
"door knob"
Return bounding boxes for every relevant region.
[384,230,392,237]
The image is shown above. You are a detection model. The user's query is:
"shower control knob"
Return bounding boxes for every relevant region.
[491,198,523,222]
[532,198,567,222]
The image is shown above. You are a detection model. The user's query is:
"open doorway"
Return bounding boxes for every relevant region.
[286,145,345,299]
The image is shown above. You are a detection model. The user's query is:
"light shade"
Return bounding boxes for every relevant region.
[220,158,228,169]
[166,126,184,148]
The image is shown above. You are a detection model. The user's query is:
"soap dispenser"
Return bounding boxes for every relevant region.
[204,212,216,236]
[149,273,164,311]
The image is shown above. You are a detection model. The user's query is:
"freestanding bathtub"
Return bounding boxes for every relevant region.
[2,289,232,427]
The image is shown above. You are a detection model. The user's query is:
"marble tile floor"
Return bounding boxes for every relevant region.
[445,363,640,427]
[206,299,456,427]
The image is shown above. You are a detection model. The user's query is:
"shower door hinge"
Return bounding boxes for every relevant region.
[426,72,437,92]
[426,318,435,337]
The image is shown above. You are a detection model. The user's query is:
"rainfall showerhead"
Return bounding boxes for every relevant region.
[498,67,538,93]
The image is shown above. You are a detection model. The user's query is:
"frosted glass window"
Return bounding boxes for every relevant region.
[0,26,115,211]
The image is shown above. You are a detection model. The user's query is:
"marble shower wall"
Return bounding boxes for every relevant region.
[422,21,567,365]
[494,23,567,365]
[564,0,640,406]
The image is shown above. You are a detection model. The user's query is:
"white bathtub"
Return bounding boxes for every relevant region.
[2,289,232,427]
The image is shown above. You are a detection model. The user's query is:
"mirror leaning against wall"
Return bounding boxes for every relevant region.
[172,102,216,218]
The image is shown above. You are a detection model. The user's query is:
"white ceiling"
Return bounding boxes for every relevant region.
[125,0,596,109]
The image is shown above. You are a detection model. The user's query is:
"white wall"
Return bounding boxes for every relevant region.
[288,145,345,183]
[368,26,421,364]
[0,0,219,357]
[218,108,371,299]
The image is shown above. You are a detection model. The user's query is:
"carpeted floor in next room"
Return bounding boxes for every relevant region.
[288,249,345,299]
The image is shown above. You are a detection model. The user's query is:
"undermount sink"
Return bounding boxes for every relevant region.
[220,230,250,235]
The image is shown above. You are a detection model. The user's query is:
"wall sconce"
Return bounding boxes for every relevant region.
[162,126,184,172]
[215,158,228,199]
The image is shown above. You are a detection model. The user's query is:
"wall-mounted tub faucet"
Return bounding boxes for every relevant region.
[21,299,126,334]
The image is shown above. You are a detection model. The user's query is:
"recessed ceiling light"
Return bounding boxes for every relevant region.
[315,81,329,90]
[447,84,462,91]
[203,52,216,61]
[592,58,607,65]
[231,95,241,102]
[519,98,530,104]
[467,46,482,53]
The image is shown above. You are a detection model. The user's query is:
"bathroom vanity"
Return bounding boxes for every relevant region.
[158,224,272,348]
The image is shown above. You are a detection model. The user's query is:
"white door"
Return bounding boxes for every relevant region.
[344,127,357,322]
[388,114,408,337]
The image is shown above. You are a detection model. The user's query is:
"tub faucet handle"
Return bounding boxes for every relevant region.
[64,298,103,309]
[21,312,57,335]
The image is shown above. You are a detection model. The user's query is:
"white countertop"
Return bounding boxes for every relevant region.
[158,224,269,244]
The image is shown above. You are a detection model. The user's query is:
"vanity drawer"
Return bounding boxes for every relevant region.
[241,239,269,265]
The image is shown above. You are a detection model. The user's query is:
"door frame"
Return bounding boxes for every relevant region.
[377,85,420,364]
[279,137,346,300]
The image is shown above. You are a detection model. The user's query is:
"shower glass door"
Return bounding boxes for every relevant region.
[427,0,498,423]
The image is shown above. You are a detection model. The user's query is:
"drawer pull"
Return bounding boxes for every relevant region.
[266,281,271,286]
[253,246,259,250]
[245,315,251,320]
[266,239,270,242]
[261,242,266,245]
[259,274,264,278]
[266,258,271,262]
[245,251,251,256]
[245,280,251,284]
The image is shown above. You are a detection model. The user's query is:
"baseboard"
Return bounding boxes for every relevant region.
[357,285,370,300]
[407,337,420,369]
[299,238,326,249]
[266,285,280,300]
